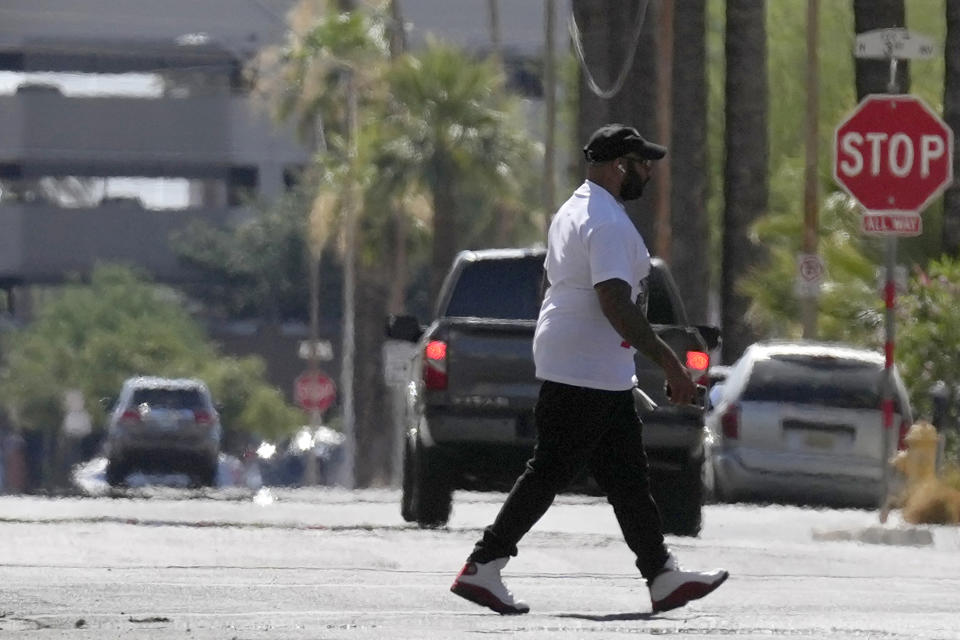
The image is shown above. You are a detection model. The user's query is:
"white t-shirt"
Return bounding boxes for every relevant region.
[533,180,651,391]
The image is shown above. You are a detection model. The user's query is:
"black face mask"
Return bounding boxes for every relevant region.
[619,164,647,201]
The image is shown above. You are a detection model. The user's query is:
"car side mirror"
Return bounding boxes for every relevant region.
[385,314,423,343]
[99,396,116,411]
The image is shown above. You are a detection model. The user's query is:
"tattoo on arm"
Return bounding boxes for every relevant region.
[594,278,685,377]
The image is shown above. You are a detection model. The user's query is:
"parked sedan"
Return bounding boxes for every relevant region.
[705,341,913,507]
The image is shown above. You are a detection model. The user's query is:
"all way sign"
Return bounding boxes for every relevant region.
[861,212,922,236]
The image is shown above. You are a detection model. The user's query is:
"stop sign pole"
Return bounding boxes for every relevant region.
[839,29,953,517]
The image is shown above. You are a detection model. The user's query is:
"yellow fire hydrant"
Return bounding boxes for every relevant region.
[892,421,939,487]
[883,420,960,525]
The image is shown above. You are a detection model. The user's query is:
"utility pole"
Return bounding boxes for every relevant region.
[654,0,674,261]
[542,0,557,225]
[339,69,358,490]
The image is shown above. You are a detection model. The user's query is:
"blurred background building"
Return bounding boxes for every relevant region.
[0,0,565,396]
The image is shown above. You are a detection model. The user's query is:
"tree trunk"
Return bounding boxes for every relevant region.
[352,263,392,487]
[722,0,769,364]
[852,0,909,98]
[669,0,709,323]
[573,0,660,241]
[944,0,960,256]
[429,150,458,306]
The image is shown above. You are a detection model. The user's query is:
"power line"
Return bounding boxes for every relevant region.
[568,0,648,100]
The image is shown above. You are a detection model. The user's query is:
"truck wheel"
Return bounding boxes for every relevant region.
[105,458,128,487]
[409,436,452,528]
[660,459,703,537]
[400,437,416,522]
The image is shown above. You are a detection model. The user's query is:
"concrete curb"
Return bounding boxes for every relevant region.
[811,525,933,547]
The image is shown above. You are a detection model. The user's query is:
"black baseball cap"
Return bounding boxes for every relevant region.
[583,124,667,163]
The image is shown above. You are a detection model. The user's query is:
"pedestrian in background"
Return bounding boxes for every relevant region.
[451,124,728,615]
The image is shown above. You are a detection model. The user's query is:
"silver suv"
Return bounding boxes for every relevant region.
[105,376,222,486]
[705,341,913,507]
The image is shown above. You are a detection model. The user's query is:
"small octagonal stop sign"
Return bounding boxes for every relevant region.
[834,94,953,213]
[295,370,337,413]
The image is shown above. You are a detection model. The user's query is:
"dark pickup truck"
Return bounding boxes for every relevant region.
[386,247,719,536]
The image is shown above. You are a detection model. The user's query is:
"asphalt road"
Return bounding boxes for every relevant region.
[1,487,958,639]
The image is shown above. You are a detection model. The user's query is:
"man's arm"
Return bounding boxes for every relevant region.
[595,277,696,404]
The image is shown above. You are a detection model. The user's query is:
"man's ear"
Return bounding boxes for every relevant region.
[617,164,626,174]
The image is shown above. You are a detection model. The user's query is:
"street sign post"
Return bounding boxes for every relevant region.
[294,370,337,413]
[836,30,952,518]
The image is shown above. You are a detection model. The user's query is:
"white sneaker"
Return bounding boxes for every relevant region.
[649,553,728,613]
[450,557,530,615]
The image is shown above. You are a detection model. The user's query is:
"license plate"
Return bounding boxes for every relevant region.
[803,431,835,449]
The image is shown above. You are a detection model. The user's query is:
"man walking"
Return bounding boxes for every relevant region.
[450,124,728,615]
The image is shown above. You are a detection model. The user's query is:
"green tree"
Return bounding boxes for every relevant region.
[172,188,320,323]
[895,256,960,458]
[0,265,303,458]
[385,39,541,303]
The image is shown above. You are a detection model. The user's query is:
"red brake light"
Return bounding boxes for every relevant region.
[686,351,709,371]
[720,403,740,439]
[194,409,214,425]
[423,340,448,390]
[425,340,447,361]
[120,409,141,422]
[686,351,710,384]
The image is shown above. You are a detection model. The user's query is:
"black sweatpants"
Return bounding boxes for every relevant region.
[468,380,670,580]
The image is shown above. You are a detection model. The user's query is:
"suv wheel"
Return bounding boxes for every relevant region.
[105,458,128,487]
[189,457,218,487]
[400,436,416,522]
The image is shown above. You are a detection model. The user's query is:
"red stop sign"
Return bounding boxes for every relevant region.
[295,370,337,412]
[834,94,953,213]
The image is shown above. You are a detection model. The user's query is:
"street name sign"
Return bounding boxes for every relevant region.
[854,28,936,60]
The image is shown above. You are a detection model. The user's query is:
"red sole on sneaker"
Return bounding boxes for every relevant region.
[651,571,729,613]
[450,581,529,615]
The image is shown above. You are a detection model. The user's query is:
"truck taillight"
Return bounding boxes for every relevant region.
[423,340,448,390]
[686,350,710,384]
[720,403,740,439]
[194,409,215,425]
[120,409,141,422]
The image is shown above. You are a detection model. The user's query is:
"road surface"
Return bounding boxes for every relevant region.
[1,487,958,639]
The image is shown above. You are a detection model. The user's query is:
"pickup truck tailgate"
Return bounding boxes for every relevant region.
[444,319,540,412]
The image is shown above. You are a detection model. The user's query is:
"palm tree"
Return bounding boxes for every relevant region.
[722,0,769,363]
[670,0,710,323]
[385,41,539,304]
[256,3,394,487]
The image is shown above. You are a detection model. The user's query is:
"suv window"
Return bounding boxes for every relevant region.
[743,354,887,409]
[445,257,544,320]
[130,387,206,410]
